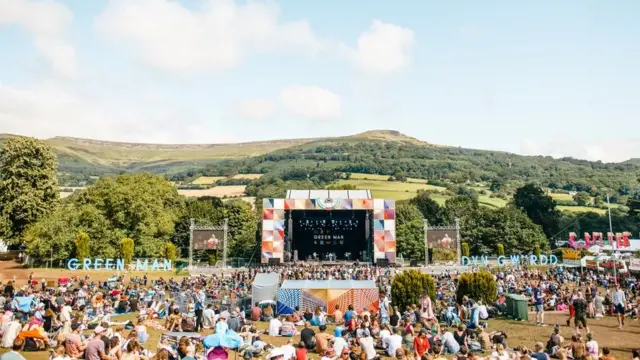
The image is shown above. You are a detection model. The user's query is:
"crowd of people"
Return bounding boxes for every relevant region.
[0,264,638,360]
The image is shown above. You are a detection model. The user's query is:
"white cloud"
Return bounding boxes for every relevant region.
[520,138,640,163]
[279,86,341,120]
[0,83,230,144]
[349,20,414,73]
[235,98,275,120]
[95,0,328,73]
[0,0,77,77]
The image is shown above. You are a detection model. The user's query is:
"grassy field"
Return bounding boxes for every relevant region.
[177,185,247,198]
[191,176,228,185]
[558,205,607,214]
[549,192,575,201]
[336,179,447,201]
[231,174,263,180]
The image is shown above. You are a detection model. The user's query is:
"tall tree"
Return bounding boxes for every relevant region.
[396,203,425,260]
[409,192,444,225]
[513,184,561,241]
[0,137,58,242]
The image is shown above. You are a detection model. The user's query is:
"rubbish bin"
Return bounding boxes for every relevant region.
[510,294,529,321]
[505,295,514,318]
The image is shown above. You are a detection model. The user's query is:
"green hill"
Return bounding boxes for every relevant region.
[2,131,639,206]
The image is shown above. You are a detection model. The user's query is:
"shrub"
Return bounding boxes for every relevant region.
[431,248,457,261]
[456,271,497,305]
[165,243,177,262]
[497,244,504,257]
[120,238,134,265]
[74,232,90,264]
[391,270,436,311]
[208,253,217,266]
[534,244,541,258]
[461,242,470,257]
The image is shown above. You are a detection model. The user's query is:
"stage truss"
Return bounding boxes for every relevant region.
[424,218,461,265]
[188,218,228,268]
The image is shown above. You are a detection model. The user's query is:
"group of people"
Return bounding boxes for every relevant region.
[0,263,638,360]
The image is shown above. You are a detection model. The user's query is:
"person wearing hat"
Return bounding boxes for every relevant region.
[266,348,286,360]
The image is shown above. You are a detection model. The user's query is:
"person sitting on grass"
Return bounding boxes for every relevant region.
[315,325,335,356]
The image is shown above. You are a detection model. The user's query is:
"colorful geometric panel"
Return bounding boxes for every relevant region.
[384,200,395,209]
[273,240,284,253]
[362,200,373,209]
[301,289,327,312]
[353,288,380,314]
[262,220,274,231]
[384,240,396,252]
[384,209,395,220]
[284,200,295,210]
[385,252,396,263]
[374,199,385,210]
[261,241,274,252]
[374,220,384,230]
[327,289,353,316]
[384,230,395,241]
[274,219,285,231]
[277,289,300,314]
[273,199,285,210]
[384,220,395,231]
[342,199,353,210]
[262,251,273,261]
[373,210,385,220]
[262,230,273,241]
[374,230,385,241]
[273,230,284,241]
[374,237,385,252]
[295,199,307,210]
[274,209,285,220]
[263,199,274,209]
[263,209,274,220]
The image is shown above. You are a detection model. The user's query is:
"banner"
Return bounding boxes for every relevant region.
[607,232,613,246]
[569,232,577,247]
[584,232,591,247]
[193,229,225,250]
[592,232,602,246]
[619,232,631,248]
[629,259,640,271]
[562,249,582,260]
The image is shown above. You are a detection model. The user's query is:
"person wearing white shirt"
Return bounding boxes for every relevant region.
[378,324,391,344]
[381,328,402,357]
[332,330,349,355]
[612,283,626,329]
[358,331,377,360]
[60,305,72,324]
[281,340,296,360]
[203,304,215,329]
[478,303,489,320]
[268,317,283,337]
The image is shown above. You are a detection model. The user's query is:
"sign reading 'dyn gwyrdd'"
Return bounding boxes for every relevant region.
[461,254,559,267]
[67,258,172,271]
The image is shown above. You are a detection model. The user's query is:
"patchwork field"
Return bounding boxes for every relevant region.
[191,176,228,185]
[178,185,247,198]
[336,179,447,201]
[231,173,263,180]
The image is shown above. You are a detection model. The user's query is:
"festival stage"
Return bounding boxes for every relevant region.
[261,190,396,265]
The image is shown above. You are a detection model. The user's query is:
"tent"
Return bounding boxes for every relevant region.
[277,280,378,315]
[251,273,280,306]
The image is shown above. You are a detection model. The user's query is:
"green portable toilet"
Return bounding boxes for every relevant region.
[510,294,530,321]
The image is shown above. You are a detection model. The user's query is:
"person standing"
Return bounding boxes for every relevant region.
[379,291,390,325]
[194,287,206,332]
[612,283,626,329]
[533,282,546,327]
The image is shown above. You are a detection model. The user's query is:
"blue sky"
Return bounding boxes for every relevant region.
[1,0,639,162]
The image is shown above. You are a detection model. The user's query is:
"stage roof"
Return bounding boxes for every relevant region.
[286,189,372,200]
[280,279,377,289]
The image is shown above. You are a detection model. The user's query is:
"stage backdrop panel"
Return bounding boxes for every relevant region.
[261,197,395,264]
[276,280,378,315]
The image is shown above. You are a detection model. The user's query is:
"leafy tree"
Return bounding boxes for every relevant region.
[628,194,640,217]
[396,203,423,226]
[535,244,541,258]
[573,191,590,206]
[120,238,134,265]
[461,242,470,257]
[75,232,90,263]
[456,271,497,305]
[396,219,424,260]
[225,199,258,257]
[0,137,58,242]
[391,270,435,311]
[431,248,456,261]
[409,192,444,225]
[513,184,561,241]
[497,243,504,256]
[326,183,357,190]
[23,205,77,263]
[76,173,184,257]
[165,242,177,262]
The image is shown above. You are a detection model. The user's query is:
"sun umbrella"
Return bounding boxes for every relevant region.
[202,329,242,349]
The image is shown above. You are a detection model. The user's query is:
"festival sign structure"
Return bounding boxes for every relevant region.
[569,231,632,248]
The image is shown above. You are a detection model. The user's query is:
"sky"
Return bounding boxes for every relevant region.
[1,0,639,163]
